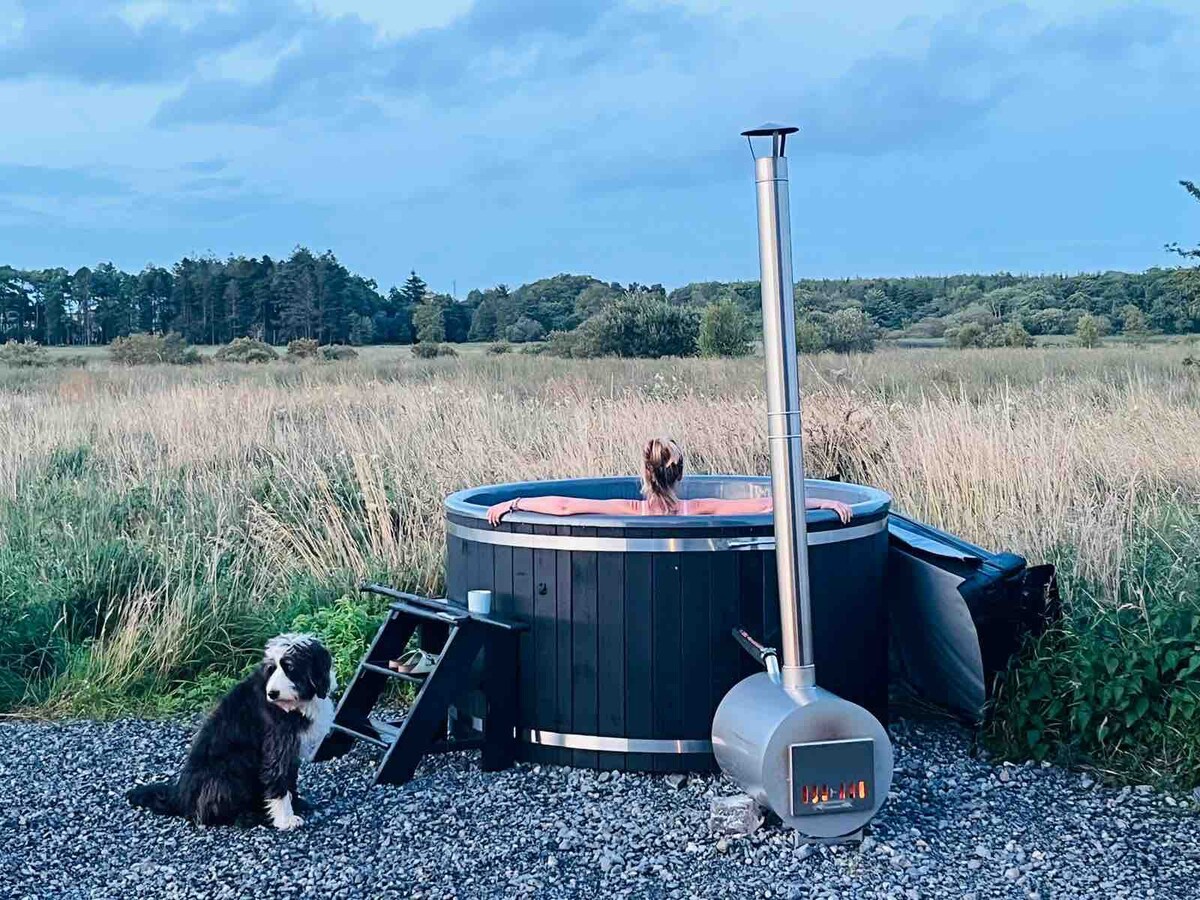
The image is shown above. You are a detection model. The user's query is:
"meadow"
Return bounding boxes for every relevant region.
[1,345,1198,785]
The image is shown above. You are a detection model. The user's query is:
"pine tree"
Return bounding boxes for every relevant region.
[71,266,93,345]
[278,248,319,341]
[315,251,350,344]
[468,297,498,341]
[401,270,428,306]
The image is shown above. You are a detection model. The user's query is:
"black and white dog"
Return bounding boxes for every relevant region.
[128,634,336,830]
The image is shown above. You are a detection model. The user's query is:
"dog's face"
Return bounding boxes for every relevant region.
[262,634,336,713]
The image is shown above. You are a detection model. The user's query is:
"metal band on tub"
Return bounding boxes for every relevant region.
[444,517,886,553]
[521,729,713,755]
[447,717,713,755]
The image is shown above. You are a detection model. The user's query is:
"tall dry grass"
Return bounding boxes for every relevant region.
[1,345,1198,711]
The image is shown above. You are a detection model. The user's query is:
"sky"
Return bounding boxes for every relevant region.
[0,0,1198,294]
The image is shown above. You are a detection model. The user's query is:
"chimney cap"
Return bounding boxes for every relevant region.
[740,123,799,137]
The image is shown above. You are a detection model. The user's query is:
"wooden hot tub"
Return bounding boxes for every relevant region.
[443,475,890,773]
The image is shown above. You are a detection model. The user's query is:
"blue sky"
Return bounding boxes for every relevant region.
[1,0,1198,294]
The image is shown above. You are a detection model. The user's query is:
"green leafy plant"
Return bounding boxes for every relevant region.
[214,337,279,363]
[158,669,243,715]
[110,332,202,365]
[567,295,699,358]
[321,344,359,361]
[1075,313,1102,349]
[0,340,50,368]
[698,300,752,357]
[505,316,545,344]
[290,594,386,689]
[411,342,440,359]
[988,605,1200,784]
[286,338,320,360]
[987,514,1200,786]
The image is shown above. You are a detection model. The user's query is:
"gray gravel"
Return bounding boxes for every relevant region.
[1,717,1197,899]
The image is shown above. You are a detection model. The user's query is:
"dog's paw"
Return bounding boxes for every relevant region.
[273,813,305,831]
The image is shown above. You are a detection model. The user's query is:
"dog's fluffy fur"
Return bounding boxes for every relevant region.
[128,634,336,829]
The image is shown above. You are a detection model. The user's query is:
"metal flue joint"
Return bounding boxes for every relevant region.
[741,123,812,690]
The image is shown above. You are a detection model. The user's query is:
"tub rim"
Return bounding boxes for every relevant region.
[444,475,890,533]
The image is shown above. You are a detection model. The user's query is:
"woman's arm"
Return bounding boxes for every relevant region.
[684,497,773,516]
[487,496,641,526]
[685,496,854,524]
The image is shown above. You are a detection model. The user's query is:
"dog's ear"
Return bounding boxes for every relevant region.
[311,643,334,698]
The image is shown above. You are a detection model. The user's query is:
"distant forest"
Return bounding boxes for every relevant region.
[1,248,1198,348]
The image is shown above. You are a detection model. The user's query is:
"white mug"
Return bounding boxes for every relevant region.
[467,589,493,615]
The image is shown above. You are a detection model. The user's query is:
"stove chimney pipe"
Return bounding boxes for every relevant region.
[742,123,812,686]
[711,123,893,840]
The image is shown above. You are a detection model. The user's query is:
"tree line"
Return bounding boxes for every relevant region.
[0,250,425,348]
[2,252,1197,352]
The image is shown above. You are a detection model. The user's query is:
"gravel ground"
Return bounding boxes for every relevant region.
[0,716,1196,900]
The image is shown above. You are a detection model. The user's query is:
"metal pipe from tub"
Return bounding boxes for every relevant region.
[747,125,813,684]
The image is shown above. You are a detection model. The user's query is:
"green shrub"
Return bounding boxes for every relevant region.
[214,337,278,363]
[0,340,50,368]
[158,670,242,715]
[412,342,440,359]
[1120,305,1150,345]
[824,307,880,353]
[979,321,1035,349]
[1075,314,1102,349]
[542,330,580,357]
[286,338,320,360]
[520,342,546,355]
[989,604,1200,783]
[110,332,202,366]
[290,594,388,690]
[487,342,511,354]
[568,296,699,358]
[987,510,1200,786]
[321,344,359,361]
[436,344,458,357]
[947,322,985,349]
[505,316,545,344]
[698,300,752,357]
[795,317,829,354]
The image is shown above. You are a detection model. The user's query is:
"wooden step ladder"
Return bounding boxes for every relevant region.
[313,583,526,786]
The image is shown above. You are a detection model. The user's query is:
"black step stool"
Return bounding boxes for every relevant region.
[313,582,526,786]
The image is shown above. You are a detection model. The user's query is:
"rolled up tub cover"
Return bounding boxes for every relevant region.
[886,512,1058,722]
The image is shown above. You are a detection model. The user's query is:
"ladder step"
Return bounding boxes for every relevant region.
[360,661,428,685]
[390,599,467,626]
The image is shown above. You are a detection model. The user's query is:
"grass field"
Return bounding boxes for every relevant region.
[2,345,1198,784]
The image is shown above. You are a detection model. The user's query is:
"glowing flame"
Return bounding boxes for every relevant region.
[801,779,871,808]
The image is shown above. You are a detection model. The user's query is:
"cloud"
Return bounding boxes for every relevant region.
[154,0,711,126]
[0,163,126,197]
[797,2,1187,155]
[179,174,244,192]
[183,158,228,174]
[154,11,387,126]
[1035,2,1183,61]
[0,0,300,84]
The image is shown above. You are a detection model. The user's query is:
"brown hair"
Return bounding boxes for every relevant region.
[641,438,685,512]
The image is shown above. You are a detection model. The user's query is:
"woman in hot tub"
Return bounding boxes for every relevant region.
[487,437,853,526]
